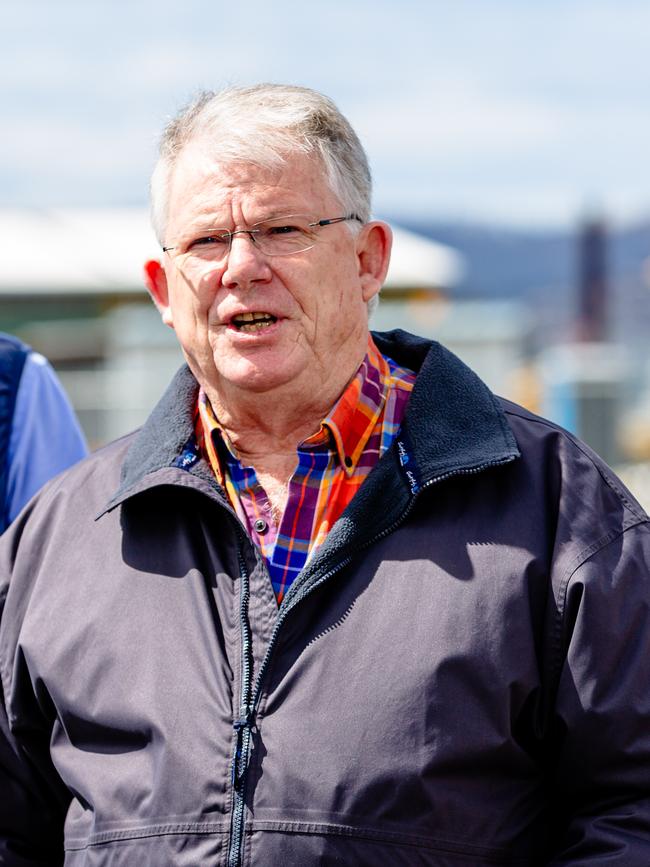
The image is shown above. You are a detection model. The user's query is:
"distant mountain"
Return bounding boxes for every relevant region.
[393,219,574,300]
[393,216,650,355]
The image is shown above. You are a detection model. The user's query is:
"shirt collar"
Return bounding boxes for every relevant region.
[303,335,390,476]
[196,334,391,481]
[196,394,228,489]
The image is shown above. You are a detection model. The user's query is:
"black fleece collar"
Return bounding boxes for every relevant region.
[106,329,519,511]
[374,330,519,486]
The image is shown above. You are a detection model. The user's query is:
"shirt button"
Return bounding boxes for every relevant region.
[254,518,268,534]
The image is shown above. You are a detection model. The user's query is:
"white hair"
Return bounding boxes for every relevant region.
[150,84,372,241]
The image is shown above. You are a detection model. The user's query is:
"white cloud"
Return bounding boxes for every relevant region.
[352,80,561,164]
[3,0,650,225]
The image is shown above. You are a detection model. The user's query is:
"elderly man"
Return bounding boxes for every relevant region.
[1,85,649,867]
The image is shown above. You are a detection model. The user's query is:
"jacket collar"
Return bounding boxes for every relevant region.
[101,364,205,514]
[103,329,519,514]
[373,329,519,486]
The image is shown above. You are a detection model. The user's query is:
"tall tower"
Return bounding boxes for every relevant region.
[577,216,608,342]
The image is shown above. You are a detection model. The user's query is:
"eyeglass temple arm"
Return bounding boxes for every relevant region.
[313,214,363,227]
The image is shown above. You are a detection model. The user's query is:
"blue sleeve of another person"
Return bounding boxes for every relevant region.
[6,352,88,523]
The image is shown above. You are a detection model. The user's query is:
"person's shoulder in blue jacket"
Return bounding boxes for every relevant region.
[5,348,88,526]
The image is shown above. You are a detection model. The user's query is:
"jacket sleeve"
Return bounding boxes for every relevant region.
[0,516,69,866]
[547,520,650,865]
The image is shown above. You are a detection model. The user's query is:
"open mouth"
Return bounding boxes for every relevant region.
[230,312,278,332]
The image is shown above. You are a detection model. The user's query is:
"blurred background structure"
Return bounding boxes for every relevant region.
[3,0,650,508]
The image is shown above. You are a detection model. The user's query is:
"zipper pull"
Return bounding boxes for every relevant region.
[233,704,254,731]
[231,706,255,788]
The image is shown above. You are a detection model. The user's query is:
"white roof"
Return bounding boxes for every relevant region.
[0,209,463,294]
[386,224,464,289]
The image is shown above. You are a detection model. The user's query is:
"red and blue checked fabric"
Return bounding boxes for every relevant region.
[197,336,416,603]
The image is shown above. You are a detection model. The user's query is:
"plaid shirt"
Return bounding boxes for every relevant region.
[197,336,416,603]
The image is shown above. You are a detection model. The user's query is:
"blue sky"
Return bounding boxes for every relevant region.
[2,0,650,228]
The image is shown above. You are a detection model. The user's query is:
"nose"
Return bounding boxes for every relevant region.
[221,231,272,289]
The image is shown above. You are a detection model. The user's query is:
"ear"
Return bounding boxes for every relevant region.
[143,259,174,328]
[356,221,392,302]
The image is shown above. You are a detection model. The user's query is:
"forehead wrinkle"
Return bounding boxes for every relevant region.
[176,196,323,239]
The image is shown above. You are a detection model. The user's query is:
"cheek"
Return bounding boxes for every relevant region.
[170,275,219,323]
[304,259,357,315]
[311,293,361,348]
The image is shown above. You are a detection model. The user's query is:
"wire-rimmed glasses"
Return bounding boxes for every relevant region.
[162,214,362,267]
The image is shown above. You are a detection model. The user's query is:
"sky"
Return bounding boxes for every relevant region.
[2,0,650,229]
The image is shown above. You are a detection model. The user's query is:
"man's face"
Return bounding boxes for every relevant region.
[146,143,389,406]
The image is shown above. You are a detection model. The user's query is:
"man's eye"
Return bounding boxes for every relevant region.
[267,224,302,236]
[189,233,229,249]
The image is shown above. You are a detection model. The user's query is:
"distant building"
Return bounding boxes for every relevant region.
[577,216,608,342]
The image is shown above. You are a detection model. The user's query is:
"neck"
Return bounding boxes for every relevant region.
[201,330,371,481]
[202,339,370,522]
[206,367,354,463]
[208,368,357,519]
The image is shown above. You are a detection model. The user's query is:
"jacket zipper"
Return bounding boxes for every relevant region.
[227,540,254,867]
[223,455,514,867]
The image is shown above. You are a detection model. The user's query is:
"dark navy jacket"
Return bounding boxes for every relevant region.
[0,330,649,865]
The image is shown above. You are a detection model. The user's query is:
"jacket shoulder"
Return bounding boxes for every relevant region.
[498,395,648,525]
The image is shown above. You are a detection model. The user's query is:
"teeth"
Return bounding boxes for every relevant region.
[238,320,274,332]
[235,311,273,322]
[232,311,277,331]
